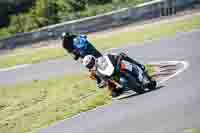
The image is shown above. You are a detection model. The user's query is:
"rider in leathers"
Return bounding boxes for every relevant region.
[61,32,102,60]
[82,52,146,97]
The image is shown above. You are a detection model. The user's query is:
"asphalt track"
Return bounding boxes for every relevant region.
[1,30,200,133]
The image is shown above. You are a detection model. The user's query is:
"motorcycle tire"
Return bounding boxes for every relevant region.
[143,71,157,90]
[111,88,123,97]
[147,80,157,90]
[134,86,145,94]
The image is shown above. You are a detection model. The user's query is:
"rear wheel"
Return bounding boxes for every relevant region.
[143,71,157,90]
[111,88,123,97]
[147,80,157,90]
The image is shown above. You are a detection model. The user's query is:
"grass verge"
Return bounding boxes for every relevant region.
[0,66,153,133]
[0,74,111,133]
[184,128,200,133]
[0,15,200,68]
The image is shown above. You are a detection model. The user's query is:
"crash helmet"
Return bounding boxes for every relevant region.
[82,55,96,69]
[61,32,72,50]
[61,32,71,40]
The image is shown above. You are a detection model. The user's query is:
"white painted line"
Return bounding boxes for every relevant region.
[104,48,120,54]
[37,79,112,132]
[105,48,119,51]
[38,60,190,132]
[0,64,30,72]
[155,61,189,84]
[148,60,183,65]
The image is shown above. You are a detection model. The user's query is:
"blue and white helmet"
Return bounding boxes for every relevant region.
[73,35,88,49]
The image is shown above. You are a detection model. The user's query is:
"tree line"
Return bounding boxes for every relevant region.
[0,0,151,39]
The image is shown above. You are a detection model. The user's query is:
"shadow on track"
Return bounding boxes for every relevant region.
[116,85,164,100]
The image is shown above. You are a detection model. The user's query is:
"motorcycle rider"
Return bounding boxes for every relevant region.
[61,32,102,60]
[82,53,147,97]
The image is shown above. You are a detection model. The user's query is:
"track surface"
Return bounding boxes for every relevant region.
[1,30,200,133]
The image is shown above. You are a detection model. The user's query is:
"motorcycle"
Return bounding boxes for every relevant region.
[62,35,156,97]
[95,55,157,97]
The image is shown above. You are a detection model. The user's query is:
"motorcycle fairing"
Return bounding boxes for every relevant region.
[97,55,115,77]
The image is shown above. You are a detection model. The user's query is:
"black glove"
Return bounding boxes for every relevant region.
[72,49,81,60]
[74,55,79,60]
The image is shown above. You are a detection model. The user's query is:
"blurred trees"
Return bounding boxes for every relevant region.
[0,0,151,39]
[0,0,35,27]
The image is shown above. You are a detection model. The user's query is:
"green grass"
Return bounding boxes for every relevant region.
[0,47,67,68]
[0,66,153,133]
[0,74,111,133]
[184,128,200,133]
[92,15,200,49]
[0,15,200,69]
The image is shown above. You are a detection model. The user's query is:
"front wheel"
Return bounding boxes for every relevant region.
[142,71,157,90]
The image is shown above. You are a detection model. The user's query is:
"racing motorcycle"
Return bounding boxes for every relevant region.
[95,54,157,96]
[62,35,156,96]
